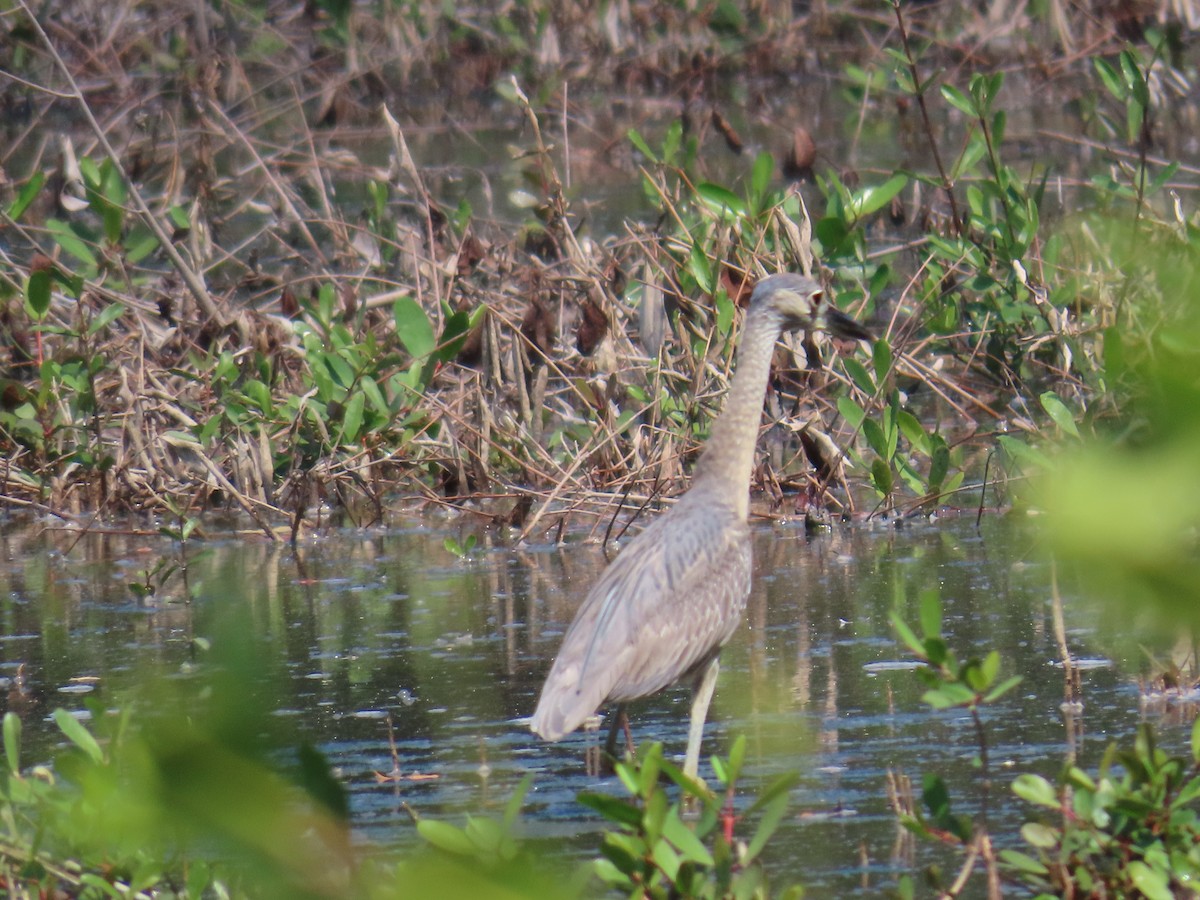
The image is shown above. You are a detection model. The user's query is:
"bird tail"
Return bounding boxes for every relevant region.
[530,658,604,741]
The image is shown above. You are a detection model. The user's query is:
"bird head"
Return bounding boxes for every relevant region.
[750,272,871,341]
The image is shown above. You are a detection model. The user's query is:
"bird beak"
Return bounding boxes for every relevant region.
[824,306,872,342]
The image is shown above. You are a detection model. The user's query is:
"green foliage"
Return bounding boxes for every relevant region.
[580,737,803,899]
[0,601,370,898]
[892,587,1200,898]
[403,774,559,896]
[1004,724,1200,898]
[837,339,963,507]
[443,533,478,559]
[890,590,1023,891]
[892,590,1022,712]
[399,737,805,899]
[1032,214,1200,633]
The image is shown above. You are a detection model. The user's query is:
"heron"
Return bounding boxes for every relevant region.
[530,272,869,781]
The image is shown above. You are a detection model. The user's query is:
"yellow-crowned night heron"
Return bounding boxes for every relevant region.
[530,272,869,780]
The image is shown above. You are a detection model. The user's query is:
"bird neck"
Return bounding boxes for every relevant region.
[690,307,783,521]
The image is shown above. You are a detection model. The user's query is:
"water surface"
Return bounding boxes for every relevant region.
[0,512,1181,896]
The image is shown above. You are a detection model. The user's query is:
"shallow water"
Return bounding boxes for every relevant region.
[0,512,1186,896]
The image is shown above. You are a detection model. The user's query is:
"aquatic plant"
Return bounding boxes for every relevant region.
[889,590,1023,894]
[1006,723,1200,898]
[891,584,1200,898]
[583,737,800,898]
[2,0,1193,534]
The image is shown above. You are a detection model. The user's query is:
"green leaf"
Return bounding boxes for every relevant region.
[749,151,774,208]
[1039,392,1079,437]
[727,733,746,784]
[871,337,893,383]
[1064,766,1097,792]
[744,790,789,863]
[714,289,734,337]
[862,418,888,459]
[321,353,355,391]
[1097,57,1127,98]
[464,815,504,854]
[921,636,949,667]
[1173,774,1200,807]
[842,356,876,394]
[663,806,713,865]
[991,108,1007,147]
[950,136,988,181]
[696,182,745,218]
[983,674,1022,703]
[883,397,899,461]
[417,819,476,856]
[613,758,639,796]
[849,173,907,221]
[1003,846,1052,872]
[743,771,799,818]
[641,786,667,842]
[577,791,643,827]
[101,194,123,245]
[638,747,663,801]
[940,84,976,117]
[53,709,104,765]
[360,375,388,415]
[1127,861,1173,900]
[3,713,20,774]
[25,269,51,319]
[896,410,928,455]
[711,754,727,785]
[46,219,97,267]
[434,308,480,362]
[592,857,632,888]
[7,171,45,221]
[87,302,125,336]
[922,773,951,817]
[837,396,866,430]
[969,71,1003,110]
[662,120,682,164]
[78,874,123,898]
[688,242,715,296]
[980,650,1001,688]
[928,438,950,491]
[1012,773,1059,808]
[1119,50,1150,107]
[651,837,681,881]
[923,683,976,708]
[997,435,1053,470]
[890,611,924,656]
[1148,161,1180,194]
[341,391,365,443]
[1191,716,1200,764]
[393,297,436,360]
[870,457,893,494]
[627,128,658,164]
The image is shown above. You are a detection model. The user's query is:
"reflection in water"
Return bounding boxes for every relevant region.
[0,515,1181,896]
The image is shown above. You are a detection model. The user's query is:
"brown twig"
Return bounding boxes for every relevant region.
[890,0,964,233]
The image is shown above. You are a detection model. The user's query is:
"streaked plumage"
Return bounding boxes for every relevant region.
[530,272,869,780]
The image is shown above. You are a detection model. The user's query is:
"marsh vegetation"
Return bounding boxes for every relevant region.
[1,0,1199,896]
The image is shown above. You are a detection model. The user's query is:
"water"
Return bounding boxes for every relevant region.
[0,512,1184,895]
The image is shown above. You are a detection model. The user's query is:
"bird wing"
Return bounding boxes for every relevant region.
[530,498,751,740]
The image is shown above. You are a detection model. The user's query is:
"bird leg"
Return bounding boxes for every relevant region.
[621,711,636,756]
[603,703,629,760]
[684,658,720,782]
